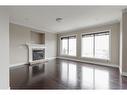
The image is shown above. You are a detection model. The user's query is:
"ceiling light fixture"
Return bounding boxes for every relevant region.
[56,17,63,22]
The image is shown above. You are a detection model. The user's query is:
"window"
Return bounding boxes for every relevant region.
[61,38,68,55]
[82,31,109,59]
[82,34,94,57]
[61,35,76,56]
[95,33,109,59]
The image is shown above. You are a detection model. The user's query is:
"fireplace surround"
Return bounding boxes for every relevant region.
[27,43,46,64]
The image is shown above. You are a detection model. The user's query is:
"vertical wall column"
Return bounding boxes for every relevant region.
[76,33,81,59]
[120,9,127,76]
[0,8,9,89]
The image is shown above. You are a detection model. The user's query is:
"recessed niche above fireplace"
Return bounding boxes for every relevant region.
[30,31,45,44]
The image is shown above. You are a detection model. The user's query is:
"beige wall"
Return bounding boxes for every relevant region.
[120,11,127,73]
[45,32,57,59]
[10,23,57,65]
[57,23,120,66]
[10,23,30,65]
[0,8,9,89]
[31,31,45,44]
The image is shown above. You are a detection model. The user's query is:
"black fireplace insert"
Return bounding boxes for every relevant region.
[32,49,45,61]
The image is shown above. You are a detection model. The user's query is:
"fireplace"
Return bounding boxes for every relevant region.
[27,43,46,64]
[32,49,45,61]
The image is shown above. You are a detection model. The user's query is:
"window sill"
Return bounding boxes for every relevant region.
[81,56,110,61]
[60,54,77,58]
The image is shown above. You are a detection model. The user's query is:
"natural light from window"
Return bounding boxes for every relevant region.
[61,36,76,56]
[81,67,94,89]
[95,34,109,59]
[82,35,94,57]
[82,31,109,60]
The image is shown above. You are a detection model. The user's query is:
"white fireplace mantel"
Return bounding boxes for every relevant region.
[26,43,46,64]
[27,43,45,49]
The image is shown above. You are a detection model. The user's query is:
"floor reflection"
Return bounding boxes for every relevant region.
[81,66,109,89]
[10,59,127,89]
[61,63,68,82]
[81,67,94,89]
[95,69,109,89]
[32,64,45,77]
[60,62,110,89]
[61,62,77,87]
[68,64,77,86]
[28,63,45,85]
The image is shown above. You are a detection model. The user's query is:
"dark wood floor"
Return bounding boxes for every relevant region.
[10,58,127,89]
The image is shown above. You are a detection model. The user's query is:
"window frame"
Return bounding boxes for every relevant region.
[81,30,111,61]
[60,34,77,57]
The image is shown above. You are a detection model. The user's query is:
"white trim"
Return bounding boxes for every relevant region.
[10,62,27,68]
[46,57,56,60]
[57,57,119,68]
[60,54,77,58]
[121,72,127,77]
[80,56,109,61]
[10,57,57,68]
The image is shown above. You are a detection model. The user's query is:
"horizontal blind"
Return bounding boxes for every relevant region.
[82,31,109,37]
[61,35,76,40]
[61,37,68,40]
[94,31,109,36]
[82,33,93,37]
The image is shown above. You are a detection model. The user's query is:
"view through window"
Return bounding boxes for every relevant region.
[82,31,109,59]
[61,36,76,56]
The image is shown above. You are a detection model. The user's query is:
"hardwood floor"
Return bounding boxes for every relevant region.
[10,58,127,89]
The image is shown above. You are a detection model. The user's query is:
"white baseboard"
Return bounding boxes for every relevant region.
[10,57,57,68]
[46,57,56,60]
[10,62,27,68]
[121,72,127,76]
[57,57,119,68]
[10,57,118,68]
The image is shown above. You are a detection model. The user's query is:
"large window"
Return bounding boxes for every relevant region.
[82,31,109,59]
[61,35,76,56]
[82,34,94,57]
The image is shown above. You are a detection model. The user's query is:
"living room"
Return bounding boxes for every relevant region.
[1,6,127,90]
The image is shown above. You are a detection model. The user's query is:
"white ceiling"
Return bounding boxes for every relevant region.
[8,6,127,33]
